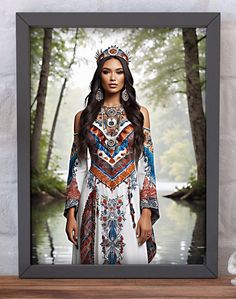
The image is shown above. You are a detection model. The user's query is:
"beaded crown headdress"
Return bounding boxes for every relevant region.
[95,45,131,65]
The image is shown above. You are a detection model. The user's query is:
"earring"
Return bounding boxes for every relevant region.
[95,88,103,101]
[121,88,129,101]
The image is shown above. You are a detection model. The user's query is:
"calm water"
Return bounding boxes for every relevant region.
[32,181,205,265]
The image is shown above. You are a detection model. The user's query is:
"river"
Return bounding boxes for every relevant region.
[32,181,205,265]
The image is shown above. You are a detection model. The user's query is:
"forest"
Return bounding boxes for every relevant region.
[30,27,207,265]
[30,27,206,202]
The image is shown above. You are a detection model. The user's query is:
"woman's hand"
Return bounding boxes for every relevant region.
[65,207,78,248]
[136,208,152,246]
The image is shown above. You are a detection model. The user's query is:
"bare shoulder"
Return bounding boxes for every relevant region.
[74,109,84,133]
[140,105,150,129]
[140,105,149,117]
[75,109,83,120]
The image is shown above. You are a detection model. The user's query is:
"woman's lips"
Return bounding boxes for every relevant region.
[109,84,117,88]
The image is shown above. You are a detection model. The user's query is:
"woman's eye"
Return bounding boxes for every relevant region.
[117,71,124,74]
[102,70,109,74]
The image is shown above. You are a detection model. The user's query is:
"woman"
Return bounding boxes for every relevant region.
[64,45,160,264]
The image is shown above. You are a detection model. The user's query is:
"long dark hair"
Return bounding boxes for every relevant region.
[77,55,145,168]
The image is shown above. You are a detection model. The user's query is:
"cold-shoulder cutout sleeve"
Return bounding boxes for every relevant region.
[63,133,88,219]
[137,126,160,225]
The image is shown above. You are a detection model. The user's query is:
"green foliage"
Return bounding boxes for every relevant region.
[30,27,88,108]
[186,167,198,188]
[30,28,44,79]
[154,95,196,182]
[160,140,195,181]
[119,27,206,182]
[121,27,206,108]
[30,27,87,80]
[31,126,66,196]
[31,168,65,196]
[30,27,89,195]
[175,166,206,194]
[50,28,87,79]
[186,169,206,194]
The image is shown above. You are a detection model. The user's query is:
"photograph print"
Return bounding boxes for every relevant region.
[30,25,207,266]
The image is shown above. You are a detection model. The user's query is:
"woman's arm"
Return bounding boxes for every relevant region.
[63,110,88,219]
[140,106,152,216]
[136,105,160,246]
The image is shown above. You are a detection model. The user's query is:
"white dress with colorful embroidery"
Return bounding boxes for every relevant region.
[63,104,160,264]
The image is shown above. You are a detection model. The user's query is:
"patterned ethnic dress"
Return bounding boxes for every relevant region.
[63,104,160,264]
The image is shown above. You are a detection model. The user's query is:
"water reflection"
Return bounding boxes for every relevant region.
[152,190,197,264]
[31,181,205,264]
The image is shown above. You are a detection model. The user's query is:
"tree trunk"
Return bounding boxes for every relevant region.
[31,28,52,173]
[44,77,67,170]
[45,29,79,170]
[182,28,206,184]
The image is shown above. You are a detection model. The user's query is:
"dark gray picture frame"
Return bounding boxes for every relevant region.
[16,12,220,279]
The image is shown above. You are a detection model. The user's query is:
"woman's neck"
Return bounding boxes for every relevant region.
[103,93,121,107]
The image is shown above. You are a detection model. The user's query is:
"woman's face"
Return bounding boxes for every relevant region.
[100,58,125,94]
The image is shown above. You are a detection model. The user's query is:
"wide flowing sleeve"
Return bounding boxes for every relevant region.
[63,134,88,219]
[137,127,160,226]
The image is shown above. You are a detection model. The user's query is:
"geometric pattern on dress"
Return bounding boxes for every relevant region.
[64,141,82,218]
[140,128,160,225]
[99,194,126,264]
[64,112,161,264]
[139,128,160,263]
[88,123,136,191]
[80,189,97,264]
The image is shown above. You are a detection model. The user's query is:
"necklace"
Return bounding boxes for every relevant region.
[102,103,122,108]
[100,104,125,150]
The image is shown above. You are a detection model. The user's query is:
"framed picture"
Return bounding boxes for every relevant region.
[16,12,220,278]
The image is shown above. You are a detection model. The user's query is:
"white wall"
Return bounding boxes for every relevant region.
[0,0,235,276]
